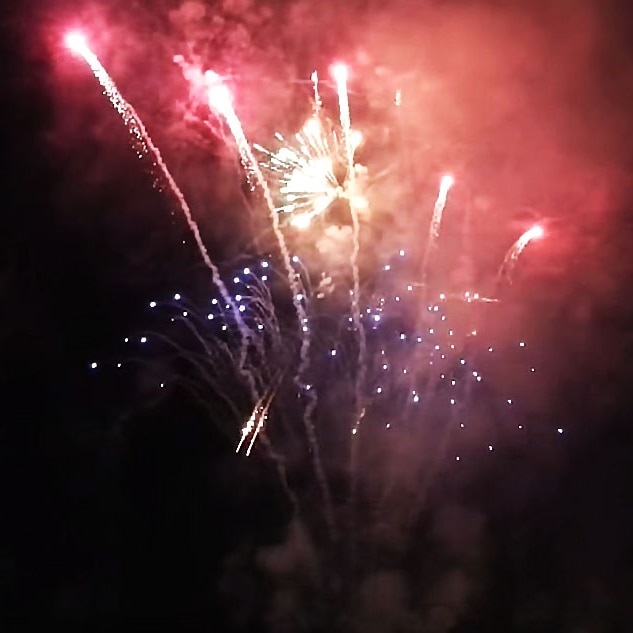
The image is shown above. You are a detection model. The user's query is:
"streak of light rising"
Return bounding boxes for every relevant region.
[421,174,455,286]
[65,34,259,401]
[203,68,336,534]
[499,224,545,284]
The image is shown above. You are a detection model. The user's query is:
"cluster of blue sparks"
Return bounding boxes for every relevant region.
[87,248,565,466]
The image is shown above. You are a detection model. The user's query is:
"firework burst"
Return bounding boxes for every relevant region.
[67,30,563,557]
[254,116,365,231]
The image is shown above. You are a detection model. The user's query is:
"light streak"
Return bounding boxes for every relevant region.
[421,174,455,287]
[70,36,566,552]
[332,63,366,427]
[65,33,260,402]
[311,70,322,114]
[498,224,545,284]
[204,69,335,535]
[237,387,275,456]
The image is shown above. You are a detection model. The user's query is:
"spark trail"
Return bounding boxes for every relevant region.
[421,174,455,289]
[333,63,367,567]
[65,34,305,516]
[333,64,366,427]
[237,389,274,456]
[64,33,261,403]
[204,70,335,535]
[498,224,545,285]
[237,372,282,455]
[311,70,322,115]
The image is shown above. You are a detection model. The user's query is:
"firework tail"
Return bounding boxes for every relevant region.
[66,34,260,405]
[237,372,281,454]
[206,71,336,537]
[497,224,544,287]
[333,63,367,566]
[312,70,322,115]
[332,64,366,432]
[420,175,455,292]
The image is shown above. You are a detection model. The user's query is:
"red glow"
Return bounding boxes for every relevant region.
[205,70,232,113]
[441,174,455,191]
[525,224,545,240]
[64,31,88,55]
[331,63,349,83]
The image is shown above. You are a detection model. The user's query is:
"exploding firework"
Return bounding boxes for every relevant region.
[67,31,563,559]
[254,116,346,230]
[253,115,366,230]
[64,32,262,403]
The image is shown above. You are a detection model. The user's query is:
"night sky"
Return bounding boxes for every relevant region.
[3,0,633,629]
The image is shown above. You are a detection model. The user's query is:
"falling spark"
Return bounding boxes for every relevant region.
[246,407,269,456]
[72,38,548,549]
[236,372,284,455]
[237,390,275,456]
[236,395,266,454]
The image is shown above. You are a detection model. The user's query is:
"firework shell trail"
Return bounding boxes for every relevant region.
[332,62,368,567]
[311,70,322,115]
[498,224,545,285]
[65,33,260,404]
[246,398,271,456]
[421,174,455,290]
[332,64,354,183]
[332,64,366,423]
[333,63,367,505]
[205,71,335,536]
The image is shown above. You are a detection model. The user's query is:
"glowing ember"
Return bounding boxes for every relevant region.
[64,30,88,55]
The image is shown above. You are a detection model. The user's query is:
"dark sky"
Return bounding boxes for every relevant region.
[3,0,633,629]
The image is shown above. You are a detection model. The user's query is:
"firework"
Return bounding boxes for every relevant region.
[65,33,262,403]
[254,122,366,230]
[498,224,545,284]
[254,67,366,231]
[199,66,336,534]
[253,116,343,229]
[420,174,455,288]
[311,70,322,114]
[237,384,277,456]
[68,29,566,560]
[332,63,368,558]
